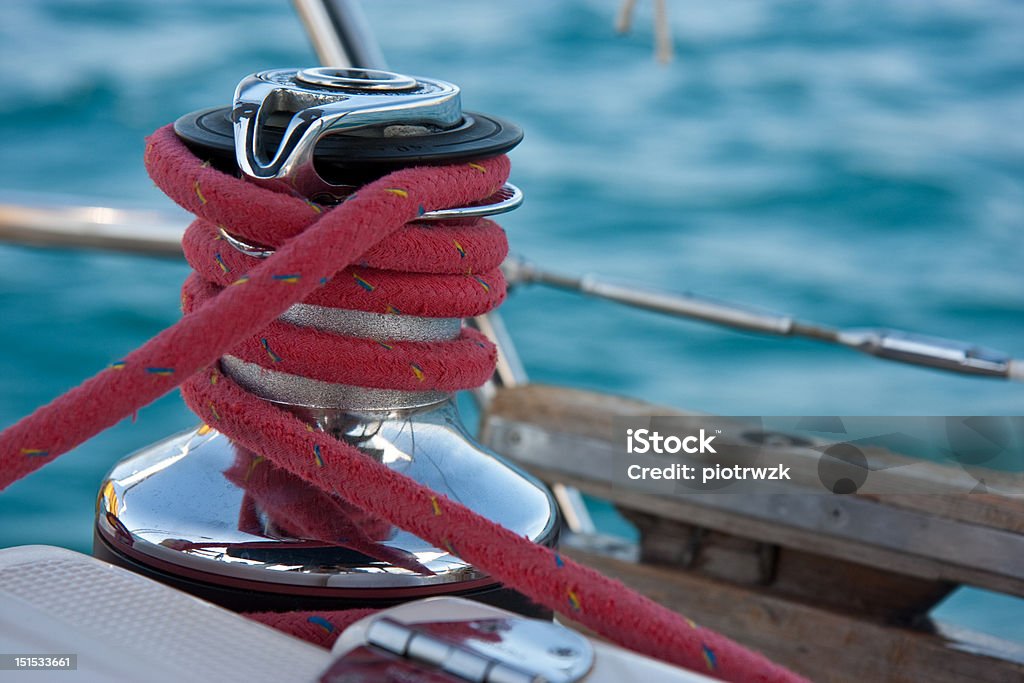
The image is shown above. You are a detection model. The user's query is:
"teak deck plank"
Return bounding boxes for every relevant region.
[562,547,1024,683]
[482,384,1024,596]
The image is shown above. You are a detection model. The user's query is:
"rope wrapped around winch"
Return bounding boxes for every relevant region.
[0,124,808,683]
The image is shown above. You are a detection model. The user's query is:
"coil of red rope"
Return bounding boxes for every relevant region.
[0,124,808,683]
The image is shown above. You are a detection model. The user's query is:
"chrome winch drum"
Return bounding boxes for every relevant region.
[93,67,559,616]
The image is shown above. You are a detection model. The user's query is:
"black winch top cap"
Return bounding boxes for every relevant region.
[174,106,522,182]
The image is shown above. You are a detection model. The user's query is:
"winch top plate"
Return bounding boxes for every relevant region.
[174,105,523,180]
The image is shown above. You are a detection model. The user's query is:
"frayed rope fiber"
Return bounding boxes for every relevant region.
[0,124,807,683]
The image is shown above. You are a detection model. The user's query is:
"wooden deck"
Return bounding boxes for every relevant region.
[481,384,1024,682]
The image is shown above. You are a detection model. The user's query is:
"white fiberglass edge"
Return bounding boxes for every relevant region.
[0,545,332,683]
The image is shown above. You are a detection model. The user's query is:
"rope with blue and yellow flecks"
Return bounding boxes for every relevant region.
[0,124,807,683]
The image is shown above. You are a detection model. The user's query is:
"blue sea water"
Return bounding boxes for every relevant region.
[0,0,1022,642]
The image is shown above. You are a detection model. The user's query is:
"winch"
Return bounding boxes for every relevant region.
[174,67,523,202]
[93,66,559,616]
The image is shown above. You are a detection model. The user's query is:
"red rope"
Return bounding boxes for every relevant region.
[0,125,808,683]
[248,609,378,650]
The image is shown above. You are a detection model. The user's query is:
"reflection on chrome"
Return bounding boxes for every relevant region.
[96,398,558,591]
